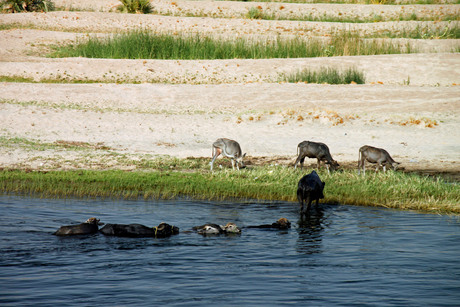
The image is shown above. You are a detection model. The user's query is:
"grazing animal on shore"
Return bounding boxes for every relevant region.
[54,217,104,236]
[294,141,339,173]
[193,222,241,235]
[297,171,325,216]
[358,145,400,175]
[100,222,179,238]
[246,218,291,230]
[210,138,246,170]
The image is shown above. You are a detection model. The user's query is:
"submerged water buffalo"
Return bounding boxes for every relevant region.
[100,222,179,238]
[210,138,246,171]
[193,222,241,235]
[294,141,339,173]
[297,171,325,216]
[54,217,104,236]
[246,218,291,230]
[358,145,400,175]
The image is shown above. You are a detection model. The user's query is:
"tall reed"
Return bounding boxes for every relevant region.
[50,30,415,60]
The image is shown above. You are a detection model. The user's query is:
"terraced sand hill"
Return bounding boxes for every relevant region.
[0,0,459,176]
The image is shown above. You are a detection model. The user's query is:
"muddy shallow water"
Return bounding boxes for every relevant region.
[1,195,459,306]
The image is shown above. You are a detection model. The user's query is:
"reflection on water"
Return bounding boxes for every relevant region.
[297,207,325,255]
[1,195,459,306]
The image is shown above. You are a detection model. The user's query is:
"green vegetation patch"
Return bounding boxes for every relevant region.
[0,136,111,152]
[377,22,460,39]
[245,7,459,23]
[117,0,152,14]
[1,167,458,214]
[0,66,365,85]
[279,67,365,84]
[221,0,459,4]
[0,75,142,85]
[49,30,415,60]
[0,0,54,13]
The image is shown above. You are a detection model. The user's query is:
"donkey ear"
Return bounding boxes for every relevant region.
[243,153,246,158]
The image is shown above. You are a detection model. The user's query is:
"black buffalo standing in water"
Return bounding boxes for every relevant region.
[297,171,325,216]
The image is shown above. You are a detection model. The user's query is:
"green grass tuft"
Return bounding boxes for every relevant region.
[280,67,365,84]
[116,0,152,14]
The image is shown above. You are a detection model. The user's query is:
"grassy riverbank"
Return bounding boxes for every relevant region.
[1,165,458,214]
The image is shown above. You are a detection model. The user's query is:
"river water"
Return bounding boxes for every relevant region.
[1,195,459,306]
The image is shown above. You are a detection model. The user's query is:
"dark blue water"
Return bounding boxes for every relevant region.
[1,195,459,306]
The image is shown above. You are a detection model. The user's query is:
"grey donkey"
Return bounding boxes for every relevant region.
[210,138,246,170]
[358,145,400,175]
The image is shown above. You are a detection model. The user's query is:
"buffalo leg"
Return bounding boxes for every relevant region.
[300,195,311,216]
[297,190,307,215]
[304,196,312,215]
[297,190,303,211]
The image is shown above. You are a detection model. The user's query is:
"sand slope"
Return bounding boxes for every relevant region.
[0,1,459,176]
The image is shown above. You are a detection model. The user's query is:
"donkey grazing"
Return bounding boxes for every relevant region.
[210,138,246,170]
[294,141,339,173]
[358,145,400,175]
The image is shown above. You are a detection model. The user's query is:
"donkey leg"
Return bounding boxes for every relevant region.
[294,155,303,169]
[300,157,305,169]
[210,148,222,171]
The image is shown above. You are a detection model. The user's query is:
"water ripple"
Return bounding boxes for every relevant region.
[1,195,459,306]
